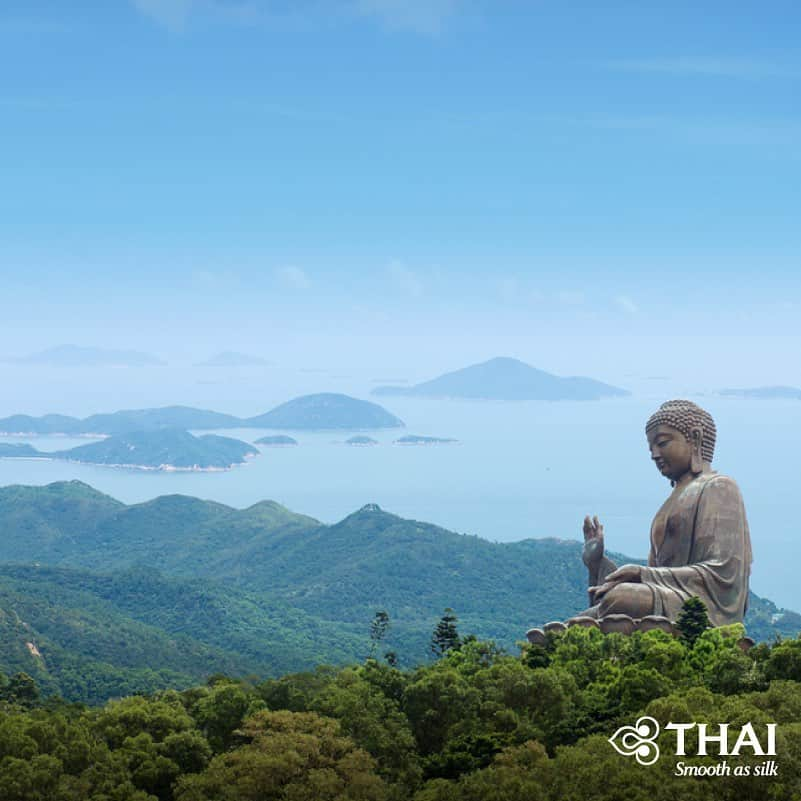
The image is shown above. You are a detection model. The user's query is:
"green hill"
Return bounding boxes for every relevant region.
[0,564,366,703]
[0,481,794,677]
[52,429,257,470]
[0,443,39,457]
[0,396,404,434]
[373,356,629,400]
[0,413,85,435]
[80,406,243,433]
[255,435,299,446]
[0,406,242,435]
[246,393,405,430]
[0,567,240,702]
[0,431,258,470]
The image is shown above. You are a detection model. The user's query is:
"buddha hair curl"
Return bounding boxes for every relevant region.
[645,399,716,464]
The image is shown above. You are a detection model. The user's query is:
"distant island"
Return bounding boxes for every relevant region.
[394,435,457,445]
[255,435,298,447]
[345,435,378,446]
[719,386,801,400]
[0,429,257,471]
[0,395,404,436]
[6,344,164,367]
[195,351,270,367]
[245,393,404,430]
[372,356,629,401]
[0,443,40,457]
[0,406,242,436]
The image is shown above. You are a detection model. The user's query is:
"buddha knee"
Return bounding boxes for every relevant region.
[599,583,653,618]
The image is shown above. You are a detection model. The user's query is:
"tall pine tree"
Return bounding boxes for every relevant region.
[676,596,711,646]
[430,608,461,658]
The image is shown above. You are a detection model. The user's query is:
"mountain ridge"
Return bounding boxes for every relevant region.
[0,394,405,435]
[372,356,629,400]
[0,482,792,649]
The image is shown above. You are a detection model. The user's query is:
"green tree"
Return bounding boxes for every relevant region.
[2,673,40,708]
[369,612,391,659]
[403,667,480,757]
[676,596,711,646]
[95,695,194,749]
[311,667,422,793]
[174,710,388,801]
[430,610,460,659]
[192,681,263,753]
[414,741,550,801]
[763,638,801,682]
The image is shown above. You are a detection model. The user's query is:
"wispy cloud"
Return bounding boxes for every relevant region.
[605,57,801,80]
[132,0,195,31]
[131,0,462,34]
[387,260,423,297]
[276,266,312,290]
[0,16,78,35]
[353,0,462,35]
[130,0,291,32]
[614,294,639,315]
[576,113,801,148]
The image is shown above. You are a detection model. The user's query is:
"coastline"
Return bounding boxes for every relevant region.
[0,455,250,472]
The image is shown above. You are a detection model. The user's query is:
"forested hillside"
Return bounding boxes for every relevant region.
[1,623,801,800]
[0,481,797,703]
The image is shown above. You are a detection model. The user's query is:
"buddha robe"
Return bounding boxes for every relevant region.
[640,471,751,626]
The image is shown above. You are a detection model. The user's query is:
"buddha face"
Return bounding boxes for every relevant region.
[647,424,693,481]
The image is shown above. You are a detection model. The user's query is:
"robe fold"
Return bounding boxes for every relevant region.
[640,471,751,626]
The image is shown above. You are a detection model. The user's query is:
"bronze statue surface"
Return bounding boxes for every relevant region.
[527,399,752,643]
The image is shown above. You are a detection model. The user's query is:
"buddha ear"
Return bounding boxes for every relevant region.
[690,427,703,474]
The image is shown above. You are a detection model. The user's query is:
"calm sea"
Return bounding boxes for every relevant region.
[0,365,797,608]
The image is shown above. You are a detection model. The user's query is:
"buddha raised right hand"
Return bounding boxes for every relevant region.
[582,514,617,593]
[582,515,604,571]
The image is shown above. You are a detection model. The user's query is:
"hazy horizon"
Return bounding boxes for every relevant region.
[3,2,801,391]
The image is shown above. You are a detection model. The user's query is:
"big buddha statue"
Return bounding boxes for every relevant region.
[528,399,752,641]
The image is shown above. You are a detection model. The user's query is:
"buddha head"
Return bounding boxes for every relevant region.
[645,400,716,484]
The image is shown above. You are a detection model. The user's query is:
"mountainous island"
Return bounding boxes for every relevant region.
[195,350,270,367]
[255,435,298,446]
[0,394,404,435]
[719,386,801,400]
[0,480,794,703]
[0,406,242,435]
[0,430,257,470]
[245,393,404,430]
[372,356,629,401]
[0,443,39,457]
[7,344,165,367]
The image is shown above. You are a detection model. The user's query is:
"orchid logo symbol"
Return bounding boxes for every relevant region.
[608,716,661,766]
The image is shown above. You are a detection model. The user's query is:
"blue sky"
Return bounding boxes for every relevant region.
[2,1,800,382]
